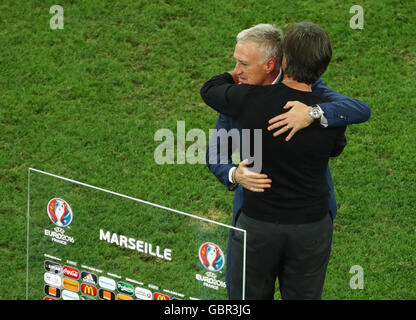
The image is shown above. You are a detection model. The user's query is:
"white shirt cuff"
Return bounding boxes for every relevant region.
[316,105,328,128]
[320,114,329,127]
[228,166,237,184]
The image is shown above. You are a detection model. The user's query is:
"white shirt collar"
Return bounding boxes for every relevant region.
[272,68,283,84]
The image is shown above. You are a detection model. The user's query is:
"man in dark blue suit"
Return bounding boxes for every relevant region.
[205,24,371,296]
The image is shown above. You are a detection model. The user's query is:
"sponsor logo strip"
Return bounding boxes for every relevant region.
[63,266,80,280]
[44,285,61,298]
[154,292,170,300]
[117,281,134,296]
[44,260,62,274]
[81,271,98,285]
[81,284,98,297]
[62,290,80,300]
[44,272,62,287]
[116,294,134,300]
[99,289,115,300]
[99,276,116,291]
[135,287,152,300]
[63,277,79,292]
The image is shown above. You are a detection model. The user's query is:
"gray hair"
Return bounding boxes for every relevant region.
[236,24,283,63]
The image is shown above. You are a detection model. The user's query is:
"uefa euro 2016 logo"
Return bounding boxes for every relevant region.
[199,242,224,272]
[47,198,73,227]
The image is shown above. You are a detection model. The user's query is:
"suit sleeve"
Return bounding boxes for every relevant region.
[200,72,248,117]
[312,79,371,127]
[206,113,239,191]
[330,126,348,158]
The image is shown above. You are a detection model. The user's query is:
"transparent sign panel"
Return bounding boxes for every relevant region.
[26,169,246,300]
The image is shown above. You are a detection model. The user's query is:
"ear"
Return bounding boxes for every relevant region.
[282,56,287,69]
[265,57,277,74]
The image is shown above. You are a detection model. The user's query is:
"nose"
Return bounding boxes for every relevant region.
[234,62,243,75]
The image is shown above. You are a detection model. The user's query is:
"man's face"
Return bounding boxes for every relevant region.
[233,41,269,85]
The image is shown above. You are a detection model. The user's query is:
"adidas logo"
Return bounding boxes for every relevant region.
[81,271,98,285]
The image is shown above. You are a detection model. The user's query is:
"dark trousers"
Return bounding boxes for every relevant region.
[229,211,333,300]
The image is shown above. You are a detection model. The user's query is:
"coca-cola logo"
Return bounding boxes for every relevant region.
[63,266,79,280]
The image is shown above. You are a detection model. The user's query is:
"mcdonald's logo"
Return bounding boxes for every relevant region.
[81,283,97,297]
[154,292,170,300]
[63,277,79,292]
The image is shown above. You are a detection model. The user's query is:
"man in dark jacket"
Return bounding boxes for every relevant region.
[201,22,352,299]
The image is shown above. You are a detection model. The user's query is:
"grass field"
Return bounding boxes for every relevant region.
[1,0,415,300]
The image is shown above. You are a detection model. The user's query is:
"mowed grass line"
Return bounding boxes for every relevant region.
[0,0,415,299]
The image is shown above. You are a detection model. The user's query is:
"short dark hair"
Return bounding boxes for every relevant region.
[282,22,332,84]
